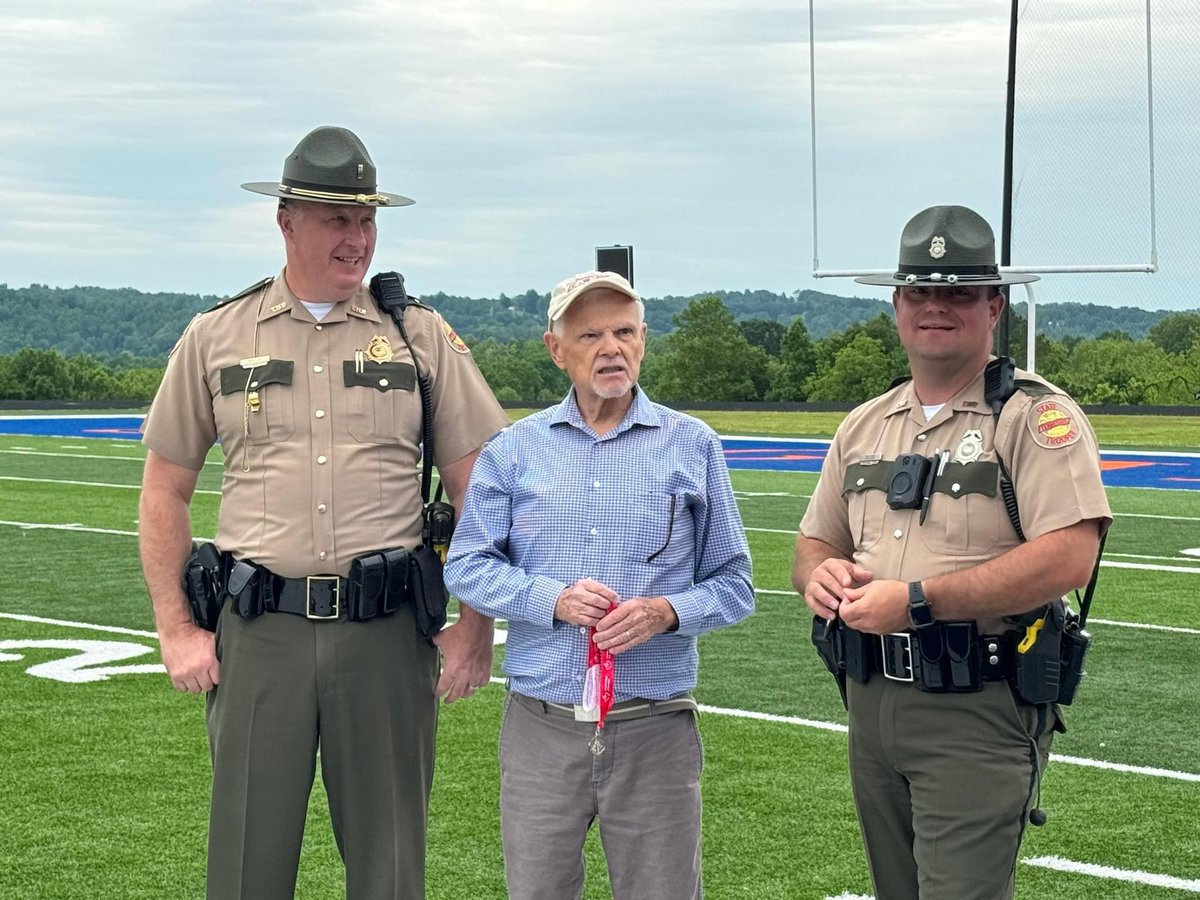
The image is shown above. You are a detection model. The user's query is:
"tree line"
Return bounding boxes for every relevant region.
[2,282,1193,358]
[4,296,1198,407]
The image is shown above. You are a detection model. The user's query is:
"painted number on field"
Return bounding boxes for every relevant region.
[0,640,165,683]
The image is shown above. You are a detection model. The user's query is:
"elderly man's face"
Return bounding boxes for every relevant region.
[278,201,377,301]
[545,288,646,404]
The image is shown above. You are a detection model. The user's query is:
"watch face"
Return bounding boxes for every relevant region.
[908,583,934,628]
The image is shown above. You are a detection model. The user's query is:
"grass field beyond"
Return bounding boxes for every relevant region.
[1,422,1198,899]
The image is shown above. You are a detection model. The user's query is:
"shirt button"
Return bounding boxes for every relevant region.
[379,378,389,387]
[319,551,328,561]
[313,364,323,373]
[893,529,903,539]
[593,480,601,488]
[317,503,327,513]
[917,434,927,442]
[315,324,323,331]
[590,527,598,536]
[856,477,865,487]
[315,409,325,419]
[317,455,328,465]
[579,626,588,635]
[952,483,961,493]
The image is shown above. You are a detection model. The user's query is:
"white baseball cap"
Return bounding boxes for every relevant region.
[547,270,641,327]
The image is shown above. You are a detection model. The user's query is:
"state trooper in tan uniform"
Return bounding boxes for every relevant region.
[793,206,1111,900]
[138,126,509,900]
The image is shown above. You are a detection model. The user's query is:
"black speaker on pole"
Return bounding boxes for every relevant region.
[595,245,634,287]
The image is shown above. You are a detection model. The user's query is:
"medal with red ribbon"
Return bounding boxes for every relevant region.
[583,600,618,755]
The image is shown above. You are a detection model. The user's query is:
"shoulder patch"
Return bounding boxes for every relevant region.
[1028,399,1081,449]
[204,276,273,313]
[442,318,471,354]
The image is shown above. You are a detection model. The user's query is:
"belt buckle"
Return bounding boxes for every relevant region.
[306,576,340,620]
[881,632,914,682]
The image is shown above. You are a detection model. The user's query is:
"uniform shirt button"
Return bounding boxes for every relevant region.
[856,477,865,487]
[379,378,389,387]
[319,551,328,561]
[987,641,999,653]
[315,409,326,419]
[917,434,928,442]
[893,529,903,539]
[952,483,961,493]
[250,381,259,388]
[317,455,328,465]
[317,503,327,513]
[313,364,323,373]
[989,654,1000,666]
[314,324,323,331]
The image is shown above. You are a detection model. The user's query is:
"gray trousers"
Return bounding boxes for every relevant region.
[205,605,439,900]
[847,676,1055,900]
[499,693,704,900]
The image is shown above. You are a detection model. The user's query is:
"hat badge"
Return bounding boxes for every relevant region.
[929,236,947,259]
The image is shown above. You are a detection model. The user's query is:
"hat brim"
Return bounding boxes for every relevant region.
[241,182,414,207]
[855,272,1040,287]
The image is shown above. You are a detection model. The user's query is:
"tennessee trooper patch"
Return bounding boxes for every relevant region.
[442,319,470,354]
[1030,400,1080,448]
[929,236,947,259]
[953,429,983,464]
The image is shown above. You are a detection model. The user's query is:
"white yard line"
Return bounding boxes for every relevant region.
[1022,856,1200,892]
[2,610,1198,784]
[0,476,220,495]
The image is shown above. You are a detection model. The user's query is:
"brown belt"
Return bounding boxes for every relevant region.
[512,691,698,723]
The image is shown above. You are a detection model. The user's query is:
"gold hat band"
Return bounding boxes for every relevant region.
[279,184,391,205]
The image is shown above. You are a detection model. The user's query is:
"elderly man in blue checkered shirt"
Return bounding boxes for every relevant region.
[444,269,755,900]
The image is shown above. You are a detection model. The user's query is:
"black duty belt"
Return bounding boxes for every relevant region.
[874,628,1015,690]
[219,548,413,623]
[819,619,1020,693]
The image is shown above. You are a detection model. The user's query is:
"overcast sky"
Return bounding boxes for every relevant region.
[2,1,1196,310]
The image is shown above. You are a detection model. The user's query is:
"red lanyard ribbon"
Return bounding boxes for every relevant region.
[584,601,618,753]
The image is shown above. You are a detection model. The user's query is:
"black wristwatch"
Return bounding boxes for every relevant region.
[907,581,935,629]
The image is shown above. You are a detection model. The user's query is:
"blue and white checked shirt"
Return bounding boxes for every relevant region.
[444,387,754,704]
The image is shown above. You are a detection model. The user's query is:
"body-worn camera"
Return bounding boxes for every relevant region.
[887,453,932,510]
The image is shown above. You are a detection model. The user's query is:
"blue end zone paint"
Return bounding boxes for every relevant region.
[3,416,1198,491]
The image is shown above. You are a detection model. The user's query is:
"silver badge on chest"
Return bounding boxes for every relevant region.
[953,429,984,464]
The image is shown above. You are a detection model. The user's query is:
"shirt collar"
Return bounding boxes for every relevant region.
[257,269,380,324]
[551,385,661,436]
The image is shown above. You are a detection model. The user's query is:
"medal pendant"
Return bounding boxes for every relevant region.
[588,727,606,756]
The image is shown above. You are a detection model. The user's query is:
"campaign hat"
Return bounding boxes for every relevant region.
[856,205,1037,286]
[241,125,413,208]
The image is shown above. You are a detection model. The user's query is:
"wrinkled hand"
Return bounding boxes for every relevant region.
[554,578,619,628]
[160,622,219,693]
[804,558,874,621]
[840,579,909,635]
[433,614,495,704]
[593,597,678,655]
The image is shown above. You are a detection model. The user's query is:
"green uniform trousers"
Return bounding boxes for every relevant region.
[205,604,439,900]
[846,675,1055,900]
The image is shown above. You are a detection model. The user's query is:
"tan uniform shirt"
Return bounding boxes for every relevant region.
[800,362,1112,632]
[143,271,509,578]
